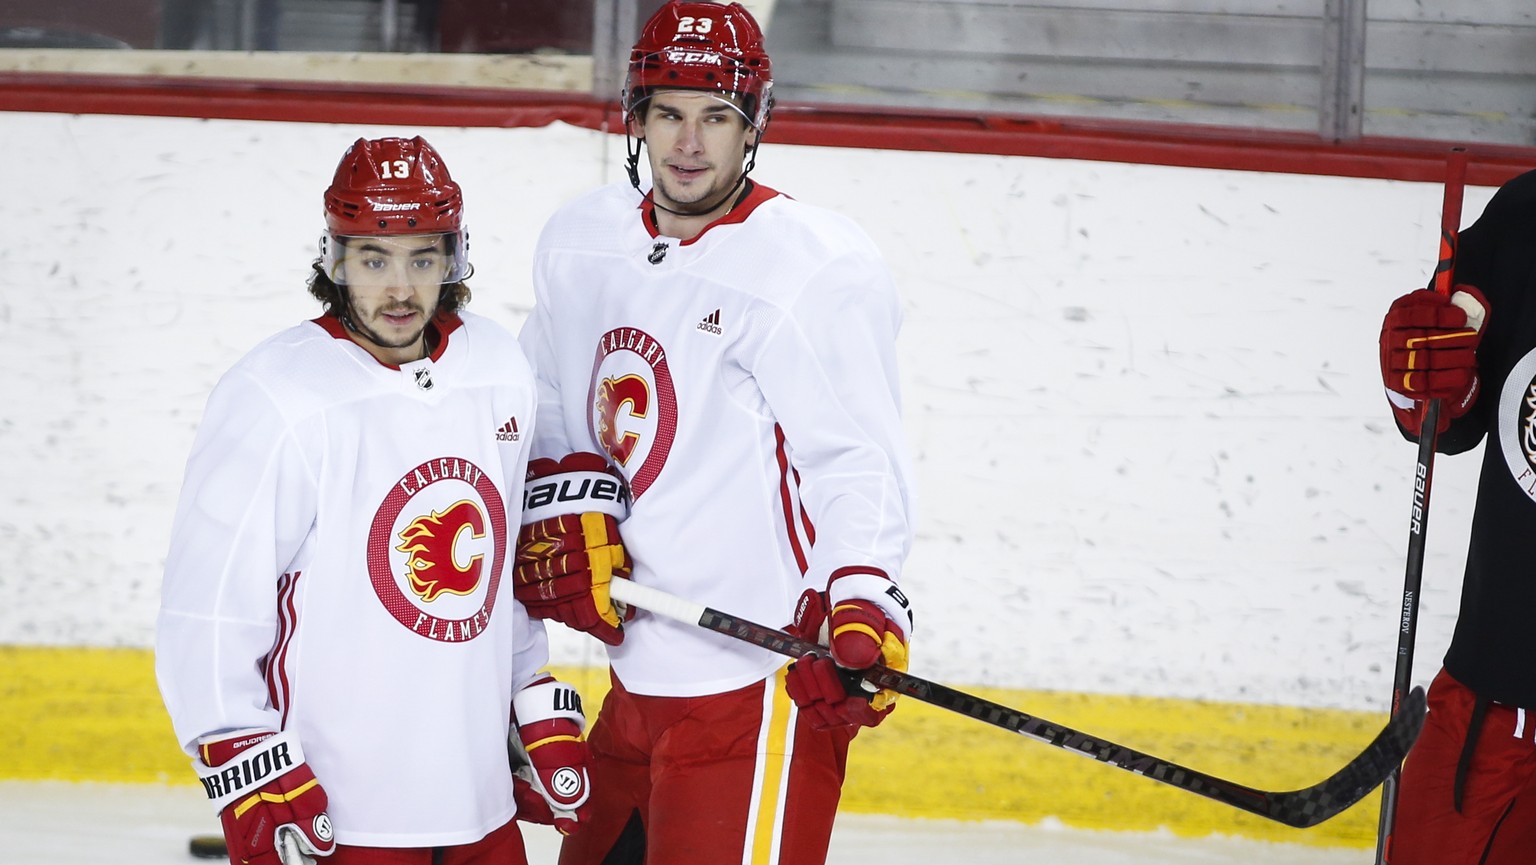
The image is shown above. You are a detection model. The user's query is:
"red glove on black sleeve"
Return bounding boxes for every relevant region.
[1379,285,1489,434]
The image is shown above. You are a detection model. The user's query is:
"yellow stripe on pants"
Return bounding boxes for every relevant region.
[745,666,796,865]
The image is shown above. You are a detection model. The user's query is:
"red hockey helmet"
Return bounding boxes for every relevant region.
[623,2,773,131]
[320,136,470,284]
[324,136,464,235]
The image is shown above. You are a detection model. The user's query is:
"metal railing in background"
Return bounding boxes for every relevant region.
[0,0,1532,147]
[1320,0,1365,141]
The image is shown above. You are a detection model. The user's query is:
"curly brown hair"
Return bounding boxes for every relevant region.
[306,264,472,318]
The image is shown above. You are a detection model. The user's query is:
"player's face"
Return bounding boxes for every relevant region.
[637,91,756,215]
[336,234,449,364]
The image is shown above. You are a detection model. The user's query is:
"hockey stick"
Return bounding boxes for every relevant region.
[280,829,314,865]
[1373,145,1469,864]
[186,831,311,863]
[608,578,1426,829]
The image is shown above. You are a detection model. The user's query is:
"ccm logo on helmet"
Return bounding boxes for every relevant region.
[666,50,722,65]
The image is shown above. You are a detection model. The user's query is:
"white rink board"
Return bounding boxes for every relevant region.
[0,111,1495,712]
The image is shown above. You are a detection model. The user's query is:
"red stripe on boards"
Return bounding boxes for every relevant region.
[3,73,1536,184]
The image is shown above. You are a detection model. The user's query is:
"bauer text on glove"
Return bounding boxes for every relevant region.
[514,453,632,645]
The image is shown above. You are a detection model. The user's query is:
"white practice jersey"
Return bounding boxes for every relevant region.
[156,310,545,847]
[523,181,915,697]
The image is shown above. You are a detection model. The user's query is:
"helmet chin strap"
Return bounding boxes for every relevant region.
[625,135,646,192]
[628,137,765,220]
[649,172,748,219]
[333,281,362,333]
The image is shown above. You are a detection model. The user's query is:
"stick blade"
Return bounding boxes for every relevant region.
[1267,685,1427,828]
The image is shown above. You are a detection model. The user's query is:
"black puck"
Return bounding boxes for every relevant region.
[189,834,227,859]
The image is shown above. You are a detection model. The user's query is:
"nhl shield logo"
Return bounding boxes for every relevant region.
[414,368,435,391]
[648,242,669,265]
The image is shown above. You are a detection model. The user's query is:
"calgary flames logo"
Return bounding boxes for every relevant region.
[395,499,486,602]
[589,327,677,499]
[596,374,650,466]
[368,457,506,642]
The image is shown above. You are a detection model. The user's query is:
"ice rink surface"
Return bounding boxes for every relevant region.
[3,780,1369,865]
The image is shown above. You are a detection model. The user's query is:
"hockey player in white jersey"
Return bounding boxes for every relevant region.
[156,136,592,865]
[513,4,917,863]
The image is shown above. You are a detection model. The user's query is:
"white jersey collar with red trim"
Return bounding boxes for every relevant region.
[312,310,464,370]
[639,180,783,245]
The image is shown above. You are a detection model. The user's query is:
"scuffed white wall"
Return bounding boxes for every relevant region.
[0,111,1496,711]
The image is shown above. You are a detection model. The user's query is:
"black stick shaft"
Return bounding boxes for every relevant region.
[1374,146,1468,864]
[609,578,1424,830]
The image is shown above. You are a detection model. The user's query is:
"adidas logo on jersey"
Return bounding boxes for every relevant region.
[496,417,521,442]
[697,309,722,336]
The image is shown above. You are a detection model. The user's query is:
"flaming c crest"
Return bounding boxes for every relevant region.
[596,374,649,466]
[395,499,487,602]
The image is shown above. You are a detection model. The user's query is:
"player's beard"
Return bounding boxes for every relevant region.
[345,294,434,353]
[653,161,744,217]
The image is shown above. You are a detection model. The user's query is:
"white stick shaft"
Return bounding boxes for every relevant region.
[277,829,314,865]
[608,578,706,626]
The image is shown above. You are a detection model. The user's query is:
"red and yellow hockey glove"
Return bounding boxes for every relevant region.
[509,675,592,836]
[1379,286,1489,434]
[784,568,913,731]
[194,729,335,865]
[515,453,632,645]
